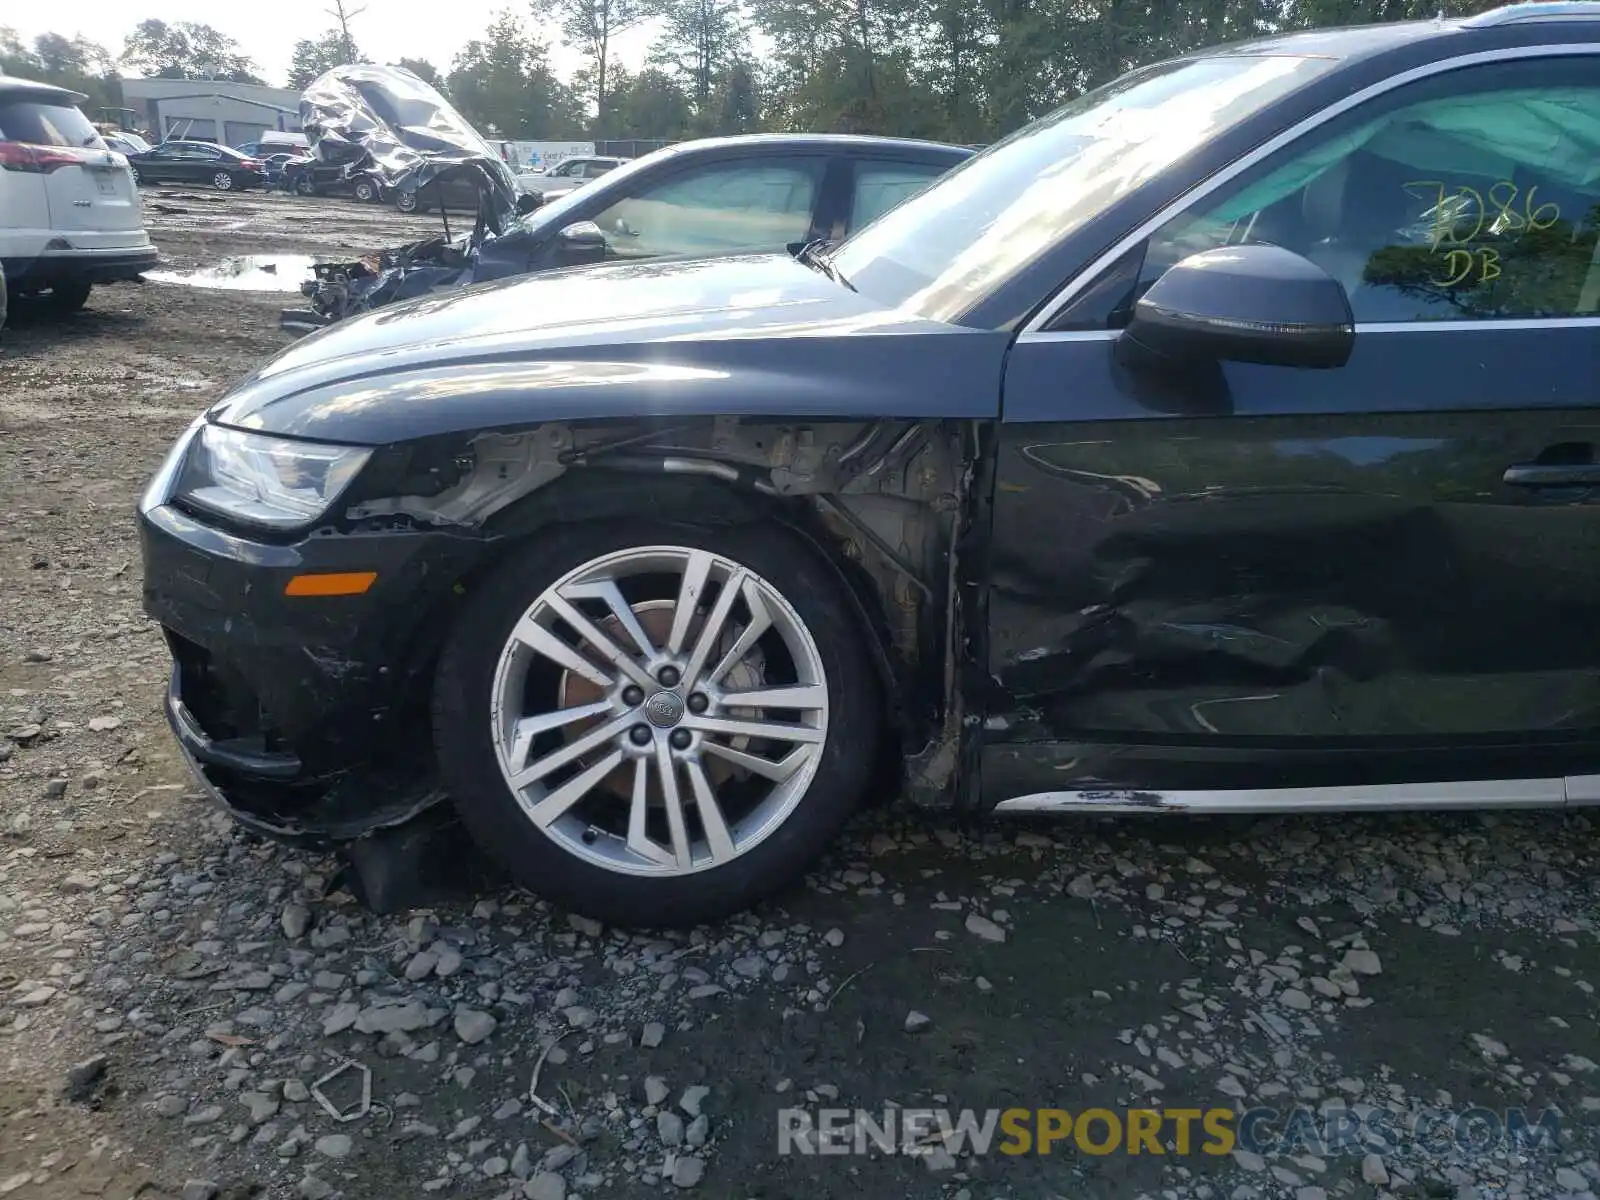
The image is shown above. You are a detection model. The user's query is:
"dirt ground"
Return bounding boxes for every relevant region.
[1,187,1598,1200]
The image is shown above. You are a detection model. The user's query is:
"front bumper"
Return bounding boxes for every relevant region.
[139,474,489,843]
[165,663,448,846]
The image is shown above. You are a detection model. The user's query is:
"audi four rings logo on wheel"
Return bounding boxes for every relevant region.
[645,692,686,728]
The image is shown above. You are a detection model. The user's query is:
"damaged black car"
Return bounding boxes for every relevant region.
[288,123,972,329]
[142,7,1600,927]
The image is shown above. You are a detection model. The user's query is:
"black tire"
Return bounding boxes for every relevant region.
[41,281,91,315]
[212,170,235,191]
[432,518,880,928]
[352,180,377,203]
[395,190,423,214]
[295,178,316,196]
[0,263,8,332]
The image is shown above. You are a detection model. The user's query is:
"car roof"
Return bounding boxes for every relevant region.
[0,76,87,105]
[1185,1,1600,62]
[656,133,972,161]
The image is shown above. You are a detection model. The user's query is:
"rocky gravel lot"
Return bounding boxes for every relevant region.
[2,189,1599,1200]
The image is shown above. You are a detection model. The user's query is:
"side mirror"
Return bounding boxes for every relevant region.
[1119,244,1355,370]
[552,220,608,266]
[557,220,605,248]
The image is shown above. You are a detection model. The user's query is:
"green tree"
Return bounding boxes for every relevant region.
[713,61,760,133]
[651,0,747,111]
[120,19,261,83]
[394,57,445,88]
[0,27,35,75]
[603,65,693,137]
[288,30,365,90]
[1,30,123,121]
[531,0,653,131]
[448,11,584,136]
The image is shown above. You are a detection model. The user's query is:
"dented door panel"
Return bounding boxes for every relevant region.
[985,323,1600,792]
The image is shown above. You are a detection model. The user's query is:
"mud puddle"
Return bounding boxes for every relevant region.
[146,254,316,292]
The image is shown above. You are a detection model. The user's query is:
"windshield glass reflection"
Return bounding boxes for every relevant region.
[831,53,1339,324]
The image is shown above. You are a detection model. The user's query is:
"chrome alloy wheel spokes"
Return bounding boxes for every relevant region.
[488,547,829,876]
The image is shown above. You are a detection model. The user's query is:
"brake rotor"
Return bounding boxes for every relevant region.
[555,599,765,799]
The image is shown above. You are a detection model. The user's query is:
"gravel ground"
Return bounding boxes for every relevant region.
[1,189,1598,1200]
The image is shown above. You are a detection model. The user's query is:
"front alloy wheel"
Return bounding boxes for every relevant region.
[434,521,878,927]
[213,171,234,191]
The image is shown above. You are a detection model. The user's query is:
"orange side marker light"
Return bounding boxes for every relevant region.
[284,571,378,597]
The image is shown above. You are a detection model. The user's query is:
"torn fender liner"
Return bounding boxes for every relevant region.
[167,664,501,913]
[334,806,507,915]
[299,64,520,231]
[180,750,500,914]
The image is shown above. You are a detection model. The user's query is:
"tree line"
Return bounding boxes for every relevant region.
[3,0,1502,146]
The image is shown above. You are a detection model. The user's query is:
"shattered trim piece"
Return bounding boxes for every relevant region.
[311,1059,373,1123]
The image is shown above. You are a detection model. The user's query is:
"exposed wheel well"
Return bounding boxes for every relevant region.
[407,470,907,737]
[342,417,974,804]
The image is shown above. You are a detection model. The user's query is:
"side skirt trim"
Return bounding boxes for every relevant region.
[991,777,1600,814]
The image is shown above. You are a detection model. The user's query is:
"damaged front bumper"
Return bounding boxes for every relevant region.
[164,665,447,847]
[139,494,486,848]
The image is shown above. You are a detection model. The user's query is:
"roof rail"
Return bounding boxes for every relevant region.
[1462,1,1600,26]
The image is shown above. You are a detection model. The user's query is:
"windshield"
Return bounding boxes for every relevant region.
[830,53,1341,323]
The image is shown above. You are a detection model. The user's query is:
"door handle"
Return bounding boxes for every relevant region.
[1503,463,1600,487]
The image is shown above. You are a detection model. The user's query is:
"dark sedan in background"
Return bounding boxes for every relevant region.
[128,141,267,191]
[394,170,493,214]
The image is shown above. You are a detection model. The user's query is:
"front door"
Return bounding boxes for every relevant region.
[170,144,218,184]
[985,51,1600,800]
[550,153,831,268]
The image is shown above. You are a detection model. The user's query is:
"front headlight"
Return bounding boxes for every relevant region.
[174,424,372,530]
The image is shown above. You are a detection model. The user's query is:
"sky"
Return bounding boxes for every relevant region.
[7,0,659,90]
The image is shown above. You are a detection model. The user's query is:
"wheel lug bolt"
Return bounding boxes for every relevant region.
[657,666,681,687]
[622,685,645,707]
[670,729,692,750]
[687,693,709,714]
[629,725,652,746]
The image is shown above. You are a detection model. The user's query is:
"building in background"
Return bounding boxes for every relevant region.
[120,78,301,146]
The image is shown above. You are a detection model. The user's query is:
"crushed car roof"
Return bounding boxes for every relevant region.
[299,63,521,233]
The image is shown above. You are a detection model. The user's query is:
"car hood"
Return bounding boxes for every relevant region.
[210,254,1009,443]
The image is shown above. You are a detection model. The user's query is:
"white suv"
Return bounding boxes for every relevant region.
[0,77,157,316]
[514,155,628,199]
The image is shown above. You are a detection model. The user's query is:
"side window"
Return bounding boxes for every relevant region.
[1059,57,1600,328]
[555,161,580,177]
[849,161,947,231]
[590,159,821,259]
